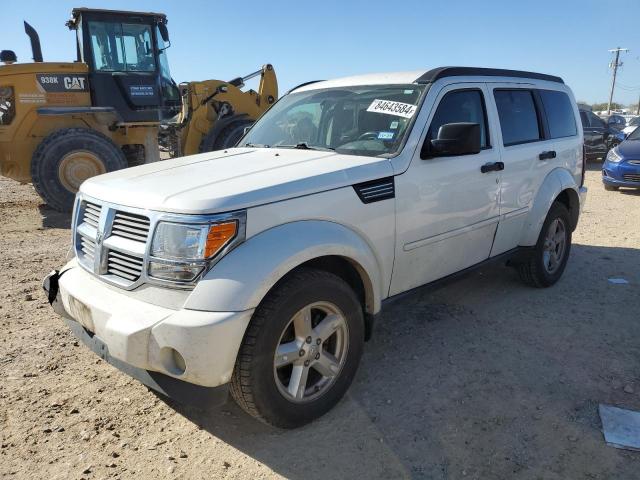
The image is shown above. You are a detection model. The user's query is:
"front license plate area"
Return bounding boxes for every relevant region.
[67,295,95,332]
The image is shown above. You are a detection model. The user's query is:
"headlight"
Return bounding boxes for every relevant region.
[606,148,622,163]
[149,212,245,283]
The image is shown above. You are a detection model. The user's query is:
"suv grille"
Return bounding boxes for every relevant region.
[83,201,101,228]
[74,199,151,288]
[112,211,151,242]
[623,174,640,183]
[79,237,96,263]
[107,250,144,282]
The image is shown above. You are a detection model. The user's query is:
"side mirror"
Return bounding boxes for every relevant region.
[421,122,481,159]
[158,23,170,43]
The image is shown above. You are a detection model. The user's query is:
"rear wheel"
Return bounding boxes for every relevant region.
[199,119,253,152]
[31,128,126,212]
[517,202,572,288]
[230,268,364,428]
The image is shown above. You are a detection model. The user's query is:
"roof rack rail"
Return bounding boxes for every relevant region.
[415,67,564,84]
[286,80,325,95]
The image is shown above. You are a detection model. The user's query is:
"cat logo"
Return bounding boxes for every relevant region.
[64,76,86,90]
[36,74,89,93]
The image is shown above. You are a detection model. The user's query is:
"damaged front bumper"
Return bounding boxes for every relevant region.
[42,267,250,410]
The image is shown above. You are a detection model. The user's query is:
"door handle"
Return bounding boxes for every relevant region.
[480,161,504,173]
[539,150,556,160]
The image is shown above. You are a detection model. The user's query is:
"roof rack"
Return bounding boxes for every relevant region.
[415,67,564,84]
[286,80,325,94]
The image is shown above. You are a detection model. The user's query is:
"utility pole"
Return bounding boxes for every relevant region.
[607,47,629,115]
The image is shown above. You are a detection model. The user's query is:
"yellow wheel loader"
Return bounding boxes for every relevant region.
[0,8,277,211]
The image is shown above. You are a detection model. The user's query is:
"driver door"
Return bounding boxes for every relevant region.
[390,84,502,295]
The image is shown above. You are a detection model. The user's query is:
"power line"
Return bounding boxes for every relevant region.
[607,47,629,114]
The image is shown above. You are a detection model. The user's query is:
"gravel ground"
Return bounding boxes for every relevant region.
[1,164,640,480]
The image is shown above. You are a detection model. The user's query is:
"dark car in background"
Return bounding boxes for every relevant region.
[580,109,625,161]
[602,126,640,191]
[606,114,627,130]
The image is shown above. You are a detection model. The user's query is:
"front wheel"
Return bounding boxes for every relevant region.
[230,268,364,428]
[516,202,572,288]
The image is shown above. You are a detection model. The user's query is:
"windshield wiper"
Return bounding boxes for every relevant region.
[278,142,335,151]
[244,142,270,148]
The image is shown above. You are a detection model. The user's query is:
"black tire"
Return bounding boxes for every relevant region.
[31,128,127,212]
[604,184,619,191]
[199,119,253,152]
[230,268,365,428]
[517,202,572,288]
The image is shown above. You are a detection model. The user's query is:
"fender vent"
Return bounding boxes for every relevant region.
[353,177,395,204]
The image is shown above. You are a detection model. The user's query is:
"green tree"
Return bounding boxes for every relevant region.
[591,102,624,112]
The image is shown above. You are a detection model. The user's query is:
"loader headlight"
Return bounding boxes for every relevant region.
[149,211,245,283]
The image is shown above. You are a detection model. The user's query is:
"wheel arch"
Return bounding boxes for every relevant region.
[184,221,384,326]
[519,168,581,246]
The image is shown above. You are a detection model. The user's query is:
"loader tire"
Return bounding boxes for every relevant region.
[199,119,254,152]
[31,128,127,212]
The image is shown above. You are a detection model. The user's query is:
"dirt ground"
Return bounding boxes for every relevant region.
[1,164,640,480]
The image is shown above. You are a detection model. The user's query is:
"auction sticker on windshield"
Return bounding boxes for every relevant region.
[367,99,417,119]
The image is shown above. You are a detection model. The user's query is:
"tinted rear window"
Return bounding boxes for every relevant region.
[540,90,577,138]
[494,90,540,146]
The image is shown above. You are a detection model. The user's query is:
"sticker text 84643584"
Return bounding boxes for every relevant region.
[367,99,417,119]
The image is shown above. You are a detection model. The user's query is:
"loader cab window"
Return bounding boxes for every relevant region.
[156,26,179,103]
[88,21,156,72]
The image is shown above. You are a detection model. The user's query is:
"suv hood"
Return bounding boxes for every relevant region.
[80,147,393,214]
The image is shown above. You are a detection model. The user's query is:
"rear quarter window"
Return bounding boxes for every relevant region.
[540,90,577,138]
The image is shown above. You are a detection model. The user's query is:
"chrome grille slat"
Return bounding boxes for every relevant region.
[111,211,150,244]
[107,261,140,276]
[110,228,147,242]
[108,250,143,265]
[80,240,95,253]
[106,267,138,281]
[623,174,640,182]
[82,201,102,228]
[106,249,143,282]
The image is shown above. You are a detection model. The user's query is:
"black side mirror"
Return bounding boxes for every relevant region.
[421,122,481,159]
[158,23,170,43]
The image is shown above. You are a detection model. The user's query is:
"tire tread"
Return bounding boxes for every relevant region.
[230,268,356,425]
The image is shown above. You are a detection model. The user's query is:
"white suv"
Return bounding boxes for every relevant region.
[44,67,587,428]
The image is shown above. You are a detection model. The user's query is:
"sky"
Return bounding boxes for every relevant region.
[3,0,640,106]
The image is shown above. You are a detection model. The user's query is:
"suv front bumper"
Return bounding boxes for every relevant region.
[43,262,254,409]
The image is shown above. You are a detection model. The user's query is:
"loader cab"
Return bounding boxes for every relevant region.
[68,8,181,123]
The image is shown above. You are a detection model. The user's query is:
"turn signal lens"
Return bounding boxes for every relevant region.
[204,221,237,258]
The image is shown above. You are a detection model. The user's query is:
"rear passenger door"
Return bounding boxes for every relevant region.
[487,86,578,255]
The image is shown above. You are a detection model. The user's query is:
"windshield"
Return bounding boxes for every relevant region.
[242,84,426,157]
[628,126,640,141]
[88,21,156,72]
[630,117,640,127]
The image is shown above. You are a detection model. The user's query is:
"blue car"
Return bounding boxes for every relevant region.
[602,126,640,191]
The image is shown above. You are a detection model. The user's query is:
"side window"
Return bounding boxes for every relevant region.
[588,112,605,128]
[579,111,589,128]
[428,90,489,148]
[539,90,577,138]
[494,90,541,146]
